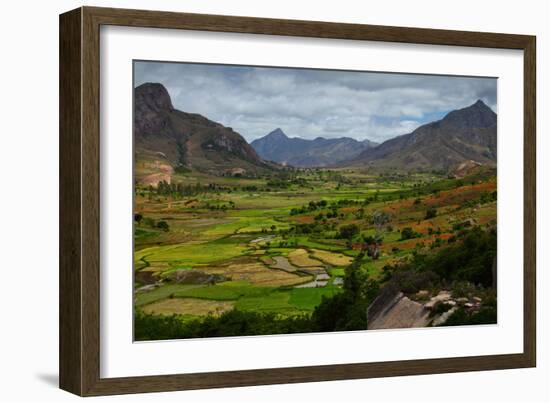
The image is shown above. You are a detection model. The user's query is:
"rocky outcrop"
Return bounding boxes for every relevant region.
[134,83,272,179]
[367,288,431,330]
[367,288,483,330]
[451,159,483,178]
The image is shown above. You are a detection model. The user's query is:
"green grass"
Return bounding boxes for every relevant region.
[202,216,288,236]
[383,231,402,243]
[134,227,162,242]
[360,256,394,278]
[135,284,203,306]
[328,267,346,277]
[235,291,297,314]
[137,281,342,316]
[289,287,341,310]
[265,247,295,256]
[135,237,248,266]
[136,281,275,306]
[180,282,274,301]
[228,208,289,217]
[294,237,346,251]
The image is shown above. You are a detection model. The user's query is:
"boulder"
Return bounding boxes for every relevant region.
[432,307,458,326]
[416,290,430,299]
[367,289,431,330]
[424,290,452,310]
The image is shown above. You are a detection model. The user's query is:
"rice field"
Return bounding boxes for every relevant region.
[134,169,497,324]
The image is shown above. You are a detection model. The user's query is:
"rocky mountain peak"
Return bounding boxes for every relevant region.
[251,129,377,167]
[134,82,269,177]
[349,100,497,170]
[266,128,288,139]
[441,99,496,130]
[135,82,174,113]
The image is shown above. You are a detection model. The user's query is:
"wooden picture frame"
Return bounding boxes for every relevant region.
[59,6,536,396]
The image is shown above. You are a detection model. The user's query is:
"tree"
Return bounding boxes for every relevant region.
[134,213,143,226]
[343,253,367,298]
[339,224,359,241]
[401,227,416,240]
[156,220,170,232]
[312,253,379,331]
[359,211,390,259]
[371,211,390,240]
[362,234,382,260]
[425,207,437,219]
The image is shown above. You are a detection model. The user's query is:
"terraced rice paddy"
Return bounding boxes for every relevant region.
[134,169,496,326]
[142,298,235,316]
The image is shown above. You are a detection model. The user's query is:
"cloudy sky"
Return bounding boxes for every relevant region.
[134,61,497,144]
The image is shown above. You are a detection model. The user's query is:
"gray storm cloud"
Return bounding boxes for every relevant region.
[134,61,497,143]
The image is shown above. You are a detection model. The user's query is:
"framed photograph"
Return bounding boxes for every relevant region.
[59,6,536,396]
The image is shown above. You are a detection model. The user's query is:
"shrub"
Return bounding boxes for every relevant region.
[425,207,437,219]
[417,227,496,287]
[400,227,417,240]
[387,269,439,294]
[156,220,170,232]
[439,306,497,326]
[338,224,360,240]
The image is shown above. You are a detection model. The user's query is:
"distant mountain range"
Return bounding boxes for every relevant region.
[134,83,497,182]
[134,83,272,184]
[251,128,378,167]
[349,100,497,170]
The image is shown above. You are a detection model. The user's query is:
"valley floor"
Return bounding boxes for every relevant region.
[133,168,497,339]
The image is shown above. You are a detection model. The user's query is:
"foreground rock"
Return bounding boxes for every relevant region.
[367,289,475,330]
[367,288,431,330]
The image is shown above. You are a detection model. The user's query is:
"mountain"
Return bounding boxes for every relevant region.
[251,128,378,167]
[134,83,271,184]
[348,100,497,171]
